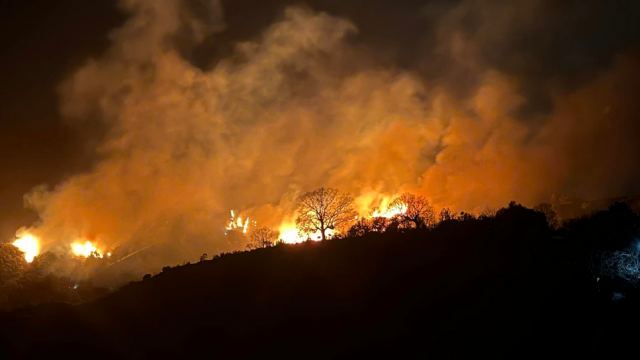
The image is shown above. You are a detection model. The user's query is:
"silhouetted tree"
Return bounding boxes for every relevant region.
[457,211,475,221]
[439,207,454,222]
[348,216,391,237]
[348,219,372,237]
[479,207,497,219]
[296,187,357,241]
[384,217,402,233]
[247,227,278,249]
[370,217,389,232]
[390,193,435,229]
[199,253,208,262]
[535,203,559,228]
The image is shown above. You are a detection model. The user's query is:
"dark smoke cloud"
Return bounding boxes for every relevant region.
[198,1,640,105]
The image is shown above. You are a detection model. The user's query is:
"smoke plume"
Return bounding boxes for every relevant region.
[19,0,640,278]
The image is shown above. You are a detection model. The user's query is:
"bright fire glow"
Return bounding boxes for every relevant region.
[277,222,334,244]
[71,241,104,258]
[235,193,407,245]
[278,225,305,244]
[226,209,251,235]
[12,233,40,263]
[356,193,407,219]
[371,202,407,218]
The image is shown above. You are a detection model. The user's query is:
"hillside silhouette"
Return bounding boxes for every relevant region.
[1,203,639,358]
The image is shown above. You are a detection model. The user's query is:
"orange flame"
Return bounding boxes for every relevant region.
[225,209,251,235]
[12,232,40,263]
[70,240,105,258]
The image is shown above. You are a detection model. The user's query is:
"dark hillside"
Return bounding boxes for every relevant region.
[1,204,639,358]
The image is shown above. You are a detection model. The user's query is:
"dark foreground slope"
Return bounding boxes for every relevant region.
[1,204,639,358]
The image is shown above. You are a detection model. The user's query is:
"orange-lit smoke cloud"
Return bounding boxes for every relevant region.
[21,0,640,277]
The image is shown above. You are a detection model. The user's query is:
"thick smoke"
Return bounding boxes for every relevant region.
[19,0,640,277]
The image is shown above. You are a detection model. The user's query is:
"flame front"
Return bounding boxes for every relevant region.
[278,221,310,244]
[226,210,251,235]
[277,221,335,244]
[71,241,104,258]
[371,200,407,219]
[356,193,407,219]
[12,232,40,263]
[258,194,408,245]
[278,225,304,244]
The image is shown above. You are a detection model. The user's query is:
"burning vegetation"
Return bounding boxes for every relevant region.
[5,184,452,291]
[12,232,39,263]
[3,0,640,293]
[2,201,640,357]
[2,0,640,356]
[223,188,442,247]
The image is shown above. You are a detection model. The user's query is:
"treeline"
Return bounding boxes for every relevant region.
[246,187,560,250]
[2,200,639,357]
[2,187,638,311]
[201,196,640,301]
[0,247,108,310]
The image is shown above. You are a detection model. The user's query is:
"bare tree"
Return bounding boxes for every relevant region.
[295,187,357,241]
[247,227,278,250]
[390,193,435,229]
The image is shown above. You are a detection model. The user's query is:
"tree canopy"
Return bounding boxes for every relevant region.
[247,227,278,249]
[390,193,436,229]
[295,187,357,241]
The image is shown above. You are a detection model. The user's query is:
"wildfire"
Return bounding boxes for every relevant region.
[228,192,409,245]
[371,202,407,219]
[70,241,105,258]
[278,225,305,244]
[232,193,409,245]
[225,209,251,235]
[356,193,408,219]
[277,221,334,244]
[12,232,40,263]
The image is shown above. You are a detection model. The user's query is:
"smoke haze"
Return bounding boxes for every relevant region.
[5,0,640,277]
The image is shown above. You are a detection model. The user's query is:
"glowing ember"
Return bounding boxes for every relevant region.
[71,241,103,258]
[12,232,40,263]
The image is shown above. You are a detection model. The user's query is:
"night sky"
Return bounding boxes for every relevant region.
[0,1,122,238]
